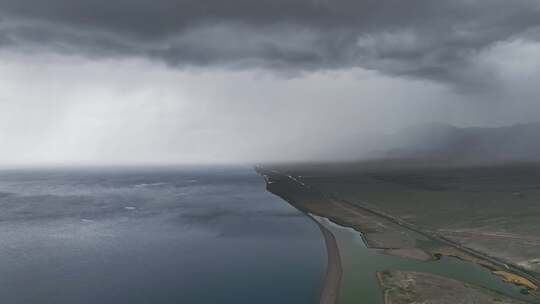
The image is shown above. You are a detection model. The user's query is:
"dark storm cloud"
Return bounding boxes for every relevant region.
[1,0,540,84]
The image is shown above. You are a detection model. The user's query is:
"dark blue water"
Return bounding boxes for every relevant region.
[0,166,325,304]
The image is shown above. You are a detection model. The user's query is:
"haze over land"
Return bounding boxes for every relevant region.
[371,122,540,164]
[1,0,540,165]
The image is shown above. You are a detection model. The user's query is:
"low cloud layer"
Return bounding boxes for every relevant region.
[2,49,540,166]
[0,53,450,165]
[1,1,540,165]
[1,0,540,87]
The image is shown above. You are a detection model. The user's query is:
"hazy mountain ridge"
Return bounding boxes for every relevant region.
[380,122,540,163]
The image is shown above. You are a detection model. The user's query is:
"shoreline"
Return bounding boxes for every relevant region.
[257,166,539,288]
[256,166,540,303]
[311,216,343,304]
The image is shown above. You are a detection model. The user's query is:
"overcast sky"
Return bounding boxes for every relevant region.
[1,0,540,166]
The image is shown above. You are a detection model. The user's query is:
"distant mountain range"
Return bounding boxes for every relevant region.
[376,122,540,164]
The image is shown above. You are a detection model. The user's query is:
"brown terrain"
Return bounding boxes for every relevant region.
[378,270,529,304]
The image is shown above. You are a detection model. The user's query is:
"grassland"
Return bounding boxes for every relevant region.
[258,162,540,303]
[269,162,540,278]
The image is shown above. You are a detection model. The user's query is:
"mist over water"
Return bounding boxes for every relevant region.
[2,0,540,166]
[0,167,325,304]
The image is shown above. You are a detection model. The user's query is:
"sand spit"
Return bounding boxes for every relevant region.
[311,216,343,304]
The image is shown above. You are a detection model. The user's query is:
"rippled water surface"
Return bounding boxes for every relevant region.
[0,166,325,304]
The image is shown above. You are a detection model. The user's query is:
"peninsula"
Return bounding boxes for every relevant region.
[257,163,540,304]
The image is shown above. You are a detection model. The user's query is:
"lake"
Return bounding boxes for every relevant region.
[0,166,325,304]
